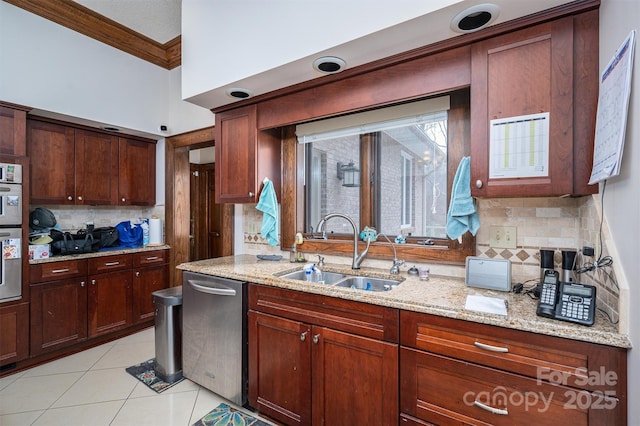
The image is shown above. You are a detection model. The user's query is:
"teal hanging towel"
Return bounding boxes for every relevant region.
[446,156,480,240]
[256,178,280,246]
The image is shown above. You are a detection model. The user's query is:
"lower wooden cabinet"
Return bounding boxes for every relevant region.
[248,284,399,426]
[0,302,29,366]
[132,250,169,324]
[88,269,132,337]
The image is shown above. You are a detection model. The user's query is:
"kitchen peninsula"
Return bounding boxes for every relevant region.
[179,255,629,425]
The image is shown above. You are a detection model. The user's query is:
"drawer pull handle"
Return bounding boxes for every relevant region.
[51,268,70,274]
[146,256,159,261]
[313,334,320,344]
[105,261,120,266]
[474,341,508,353]
[474,400,508,415]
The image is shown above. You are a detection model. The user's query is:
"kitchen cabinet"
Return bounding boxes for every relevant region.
[28,120,119,205]
[30,259,88,356]
[248,284,398,426]
[0,102,29,157]
[0,302,29,366]
[118,137,156,206]
[87,255,133,337]
[214,104,281,203]
[470,12,598,197]
[399,311,627,425]
[27,118,156,205]
[132,249,169,324]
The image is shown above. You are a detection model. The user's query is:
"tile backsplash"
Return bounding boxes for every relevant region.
[244,195,619,326]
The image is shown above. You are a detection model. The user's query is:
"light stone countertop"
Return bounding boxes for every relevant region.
[29,244,170,264]
[177,254,631,349]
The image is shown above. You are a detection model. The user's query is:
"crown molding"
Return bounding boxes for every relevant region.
[3,0,181,70]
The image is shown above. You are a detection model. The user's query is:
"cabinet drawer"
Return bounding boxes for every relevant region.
[88,254,132,274]
[400,311,626,393]
[249,284,398,342]
[133,250,167,267]
[30,259,88,283]
[400,347,597,426]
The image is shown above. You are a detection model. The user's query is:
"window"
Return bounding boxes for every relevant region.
[298,97,449,240]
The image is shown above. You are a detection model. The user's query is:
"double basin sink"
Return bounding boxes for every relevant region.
[277,269,402,292]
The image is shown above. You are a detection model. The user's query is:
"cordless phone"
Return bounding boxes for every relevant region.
[536,270,596,326]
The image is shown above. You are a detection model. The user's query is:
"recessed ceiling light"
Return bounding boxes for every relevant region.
[313,56,347,74]
[225,88,253,99]
[450,4,500,33]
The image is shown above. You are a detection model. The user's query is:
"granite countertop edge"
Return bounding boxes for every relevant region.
[29,244,170,264]
[177,254,631,349]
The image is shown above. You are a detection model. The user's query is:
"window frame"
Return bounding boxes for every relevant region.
[282,89,475,265]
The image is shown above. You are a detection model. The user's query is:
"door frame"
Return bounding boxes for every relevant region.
[165,127,233,287]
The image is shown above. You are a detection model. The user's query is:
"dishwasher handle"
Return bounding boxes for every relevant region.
[187,279,237,296]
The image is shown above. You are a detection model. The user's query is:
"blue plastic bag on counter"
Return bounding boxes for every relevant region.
[115,220,143,248]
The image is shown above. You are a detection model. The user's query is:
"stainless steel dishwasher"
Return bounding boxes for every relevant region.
[182,271,247,406]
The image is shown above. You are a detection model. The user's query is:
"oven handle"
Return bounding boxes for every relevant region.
[187,279,237,296]
[0,232,11,238]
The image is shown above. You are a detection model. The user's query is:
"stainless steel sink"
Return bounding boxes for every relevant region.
[278,270,347,284]
[333,276,401,292]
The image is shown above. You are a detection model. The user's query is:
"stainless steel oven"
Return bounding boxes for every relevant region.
[0,163,22,303]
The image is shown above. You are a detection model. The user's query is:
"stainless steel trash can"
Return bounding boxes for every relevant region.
[152,286,183,383]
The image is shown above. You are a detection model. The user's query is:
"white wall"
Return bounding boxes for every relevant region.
[599,1,639,422]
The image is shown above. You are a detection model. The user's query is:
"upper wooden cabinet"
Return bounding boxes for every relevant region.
[27,119,156,206]
[214,104,281,203]
[470,12,599,197]
[0,102,29,157]
[118,137,156,206]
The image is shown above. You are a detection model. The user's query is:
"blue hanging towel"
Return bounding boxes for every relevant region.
[256,178,280,246]
[446,156,480,240]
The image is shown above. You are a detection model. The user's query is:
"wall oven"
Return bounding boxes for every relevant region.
[0,163,22,303]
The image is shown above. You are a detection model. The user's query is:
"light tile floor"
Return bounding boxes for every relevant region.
[0,327,274,426]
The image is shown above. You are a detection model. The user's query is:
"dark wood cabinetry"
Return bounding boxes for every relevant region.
[0,102,29,157]
[399,311,627,425]
[27,118,156,205]
[28,249,169,357]
[132,250,169,323]
[0,302,29,366]
[214,105,281,204]
[248,284,398,426]
[470,12,598,197]
[118,137,156,206]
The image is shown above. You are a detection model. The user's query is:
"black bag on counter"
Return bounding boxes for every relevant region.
[90,227,119,249]
[51,231,96,255]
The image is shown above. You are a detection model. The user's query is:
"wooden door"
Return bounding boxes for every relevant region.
[312,326,399,426]
[27,120,75,204]
[74,129,118,205]
[248,310,312,426]
[133,264,169,324]
[0,302,29,365]
[88,270,132,337]
[30,279,87,356]
[118,137,156,206]
[189,162,226,261]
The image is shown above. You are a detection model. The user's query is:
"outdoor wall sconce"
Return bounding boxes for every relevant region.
[337,161,360,187]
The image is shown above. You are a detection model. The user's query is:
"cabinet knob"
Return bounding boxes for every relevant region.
[121,197,126,203]
[313,334,320,344]
[136,271,140,277]
[91,279,96,285]
[475,179,483,189]
[248,192,254,198]
[80,281,85,287]
[78,195,83,201]
[67,196,73,201]
[300,331,307,341]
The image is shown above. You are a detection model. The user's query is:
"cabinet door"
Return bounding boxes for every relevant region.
[0,302,29,366]
[88,270,132,337]
[0,103,28,156]
[30,279,87,356]
[118,137,156,206]
[27,120,75,204]
[133,264,169,324]
[470,17,575,197]
[74,129,118,205]
[312,326,399,426]
[248,310,312,426]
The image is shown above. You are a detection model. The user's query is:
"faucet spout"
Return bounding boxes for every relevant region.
[315,213,370,269]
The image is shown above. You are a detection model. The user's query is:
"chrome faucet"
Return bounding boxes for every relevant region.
[380,233,404,274]
[315,213,371,269]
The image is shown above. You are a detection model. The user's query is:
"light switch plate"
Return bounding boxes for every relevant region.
[489,226,517,249]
